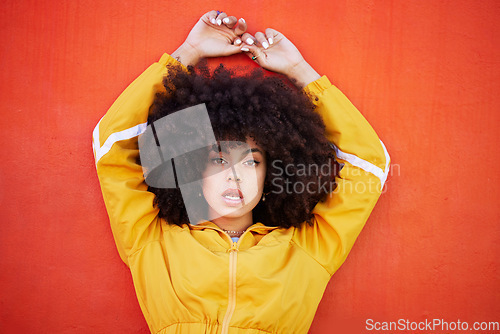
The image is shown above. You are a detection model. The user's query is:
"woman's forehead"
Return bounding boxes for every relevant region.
[210,138,263,154]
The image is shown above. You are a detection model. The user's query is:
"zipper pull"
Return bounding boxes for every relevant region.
[229,242,238,252]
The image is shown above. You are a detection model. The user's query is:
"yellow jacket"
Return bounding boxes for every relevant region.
[93,54,390,334]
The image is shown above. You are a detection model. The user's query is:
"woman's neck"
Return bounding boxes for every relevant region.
[211,213,253,232]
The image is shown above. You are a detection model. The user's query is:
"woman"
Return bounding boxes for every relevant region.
[93,10,390,334]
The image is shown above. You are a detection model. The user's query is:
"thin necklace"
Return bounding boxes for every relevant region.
[223,229,245,237]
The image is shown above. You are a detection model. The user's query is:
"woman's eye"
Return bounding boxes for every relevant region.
[244,159,260,167]
[211,158,227,165]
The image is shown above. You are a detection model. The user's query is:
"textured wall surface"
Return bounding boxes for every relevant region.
[1,0,498,333]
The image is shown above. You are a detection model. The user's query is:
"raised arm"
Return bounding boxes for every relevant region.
[93,11,247,265]
[300,76,390,275]
[241,30,390,275]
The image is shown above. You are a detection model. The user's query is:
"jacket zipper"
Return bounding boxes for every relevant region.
[189,225,276,332]
[221,241,238,334]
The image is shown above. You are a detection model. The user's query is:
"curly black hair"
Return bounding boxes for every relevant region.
[145,62,337,229]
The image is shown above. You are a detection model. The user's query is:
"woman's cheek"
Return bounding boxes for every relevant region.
[243,185,259,203]
[245,167,266,202]
[202,173,222,200]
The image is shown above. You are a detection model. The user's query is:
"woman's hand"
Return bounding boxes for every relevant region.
[172,11,247,66]
[239,28,321,88]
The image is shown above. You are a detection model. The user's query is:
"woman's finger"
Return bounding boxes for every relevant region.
[233,36,242,46]
[215,12,227,26]
[222,16,238,28]
[240,44,266,64]
[234,18,247,36]
[240,32,257,47]
[254,31,269,49]
[265,28,280,45]
[207,10,219,25]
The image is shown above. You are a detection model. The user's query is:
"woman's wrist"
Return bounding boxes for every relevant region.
[171,42,201,67]
[286,60,321,89]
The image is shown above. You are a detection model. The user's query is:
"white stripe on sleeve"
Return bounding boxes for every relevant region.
[332,140,390,190]
[93,120,148,165]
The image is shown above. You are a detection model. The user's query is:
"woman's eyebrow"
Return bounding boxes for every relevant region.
[210,145,263,157]
[241,148,263,157]
[209,144,227,154]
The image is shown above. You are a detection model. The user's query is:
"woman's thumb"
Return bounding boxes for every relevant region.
[240,44,265,64]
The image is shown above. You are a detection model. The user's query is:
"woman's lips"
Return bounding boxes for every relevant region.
[222,188,244,206]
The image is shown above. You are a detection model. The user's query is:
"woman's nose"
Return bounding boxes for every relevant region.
[226,167,242,182]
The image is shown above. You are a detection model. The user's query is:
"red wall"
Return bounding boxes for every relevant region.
[1,0,499,333]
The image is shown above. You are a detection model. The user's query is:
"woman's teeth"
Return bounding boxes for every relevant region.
[224,195,241,200]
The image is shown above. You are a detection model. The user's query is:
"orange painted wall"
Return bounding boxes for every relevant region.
[1,0,499,333]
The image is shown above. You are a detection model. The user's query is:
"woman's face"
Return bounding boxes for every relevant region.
[202,138,266,220]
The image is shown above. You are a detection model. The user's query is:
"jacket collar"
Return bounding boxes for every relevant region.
[190,220,279,234]
[188,221,281,250]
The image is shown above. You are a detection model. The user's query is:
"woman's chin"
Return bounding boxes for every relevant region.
[210,203,251,220]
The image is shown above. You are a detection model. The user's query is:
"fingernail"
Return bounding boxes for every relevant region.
[235,39,242,45]
[262,41,269,49]
[240,18,246,23]
[241,47,250,52]
[223,17,230,24]
[217,19,222,25]
[268,37,273,45]
[246,38,254,45]
[211,18,216,24]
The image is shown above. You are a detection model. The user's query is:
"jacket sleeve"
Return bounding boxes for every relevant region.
[92,54,181,265]
[292,76,390,276]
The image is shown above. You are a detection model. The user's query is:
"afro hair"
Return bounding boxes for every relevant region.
[144,62,338,229]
